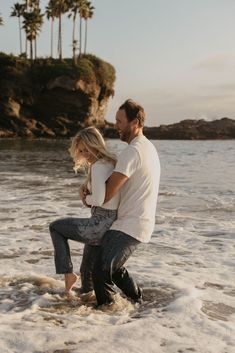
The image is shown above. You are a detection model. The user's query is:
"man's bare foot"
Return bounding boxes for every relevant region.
[64,273,78,294]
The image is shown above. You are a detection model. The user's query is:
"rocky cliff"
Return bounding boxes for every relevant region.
[142,118,235,140]
[0,53,115,138]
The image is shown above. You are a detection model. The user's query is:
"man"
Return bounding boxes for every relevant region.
[92,99,161,306]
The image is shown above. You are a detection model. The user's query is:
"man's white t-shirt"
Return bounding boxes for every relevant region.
[110,135,160,243]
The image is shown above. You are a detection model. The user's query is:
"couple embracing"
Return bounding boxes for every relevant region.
[49,99,161,307]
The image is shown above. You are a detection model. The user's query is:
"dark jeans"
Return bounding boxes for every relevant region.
[80,244,99,293]
[92,229,142,306]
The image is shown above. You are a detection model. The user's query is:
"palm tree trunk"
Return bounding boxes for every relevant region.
[30,40,33,61]
[18,17,22,54]
[34,39,37,59]
[51,18,54,58]
[84,19,87,55]
[59,14,62,60]
[25,0,28,58]
[72,14,76,64]
[57,18,60,59]
[25,36,28,57]
[79,15,82,56]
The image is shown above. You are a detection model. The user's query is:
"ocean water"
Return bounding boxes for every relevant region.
[0,138,234,353]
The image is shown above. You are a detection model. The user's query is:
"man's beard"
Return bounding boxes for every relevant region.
[119,127,131,142]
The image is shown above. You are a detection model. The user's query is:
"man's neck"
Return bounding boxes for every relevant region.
[127,129,143,144]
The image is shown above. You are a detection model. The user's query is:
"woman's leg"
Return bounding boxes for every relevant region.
[49,210,117,295]
[49,219,75,274]
[49,217,87,293]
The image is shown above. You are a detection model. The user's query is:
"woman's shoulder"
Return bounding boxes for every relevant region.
[92,159,114,169]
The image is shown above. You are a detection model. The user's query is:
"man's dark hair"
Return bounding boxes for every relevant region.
[119,99,145,127]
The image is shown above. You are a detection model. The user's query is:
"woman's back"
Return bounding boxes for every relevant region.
[86,159,120,210]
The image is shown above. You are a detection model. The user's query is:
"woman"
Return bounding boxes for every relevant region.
[49,127,120,298]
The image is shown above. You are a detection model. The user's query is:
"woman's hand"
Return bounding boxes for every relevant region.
[79,184,91,207]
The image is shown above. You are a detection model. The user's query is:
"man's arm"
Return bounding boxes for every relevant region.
[104,172,128,203]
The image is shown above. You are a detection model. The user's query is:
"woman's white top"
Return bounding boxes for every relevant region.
[85,159,120,210]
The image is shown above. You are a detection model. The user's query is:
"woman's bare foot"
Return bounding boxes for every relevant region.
[64,273,78,294]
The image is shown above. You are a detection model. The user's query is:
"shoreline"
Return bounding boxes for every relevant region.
[1,117,235,140]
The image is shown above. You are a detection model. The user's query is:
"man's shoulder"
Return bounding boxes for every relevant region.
[131,135,152,146]
[131,135,156,152]
[119,144,138,157]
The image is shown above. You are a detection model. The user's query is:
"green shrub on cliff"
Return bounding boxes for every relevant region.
[0,53,115,94]
[0,52,31,79]
[85,54,115,93]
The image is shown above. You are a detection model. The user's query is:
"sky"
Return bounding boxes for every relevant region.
[0,0,235,126]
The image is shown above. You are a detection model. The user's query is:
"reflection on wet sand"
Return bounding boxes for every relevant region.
[201,301,235,321]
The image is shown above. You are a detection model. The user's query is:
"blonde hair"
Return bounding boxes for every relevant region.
[69,127,117,175]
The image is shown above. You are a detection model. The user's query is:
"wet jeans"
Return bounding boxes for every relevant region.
[92,229,142,306]
[49,207,117,292]
[80,243,99,293]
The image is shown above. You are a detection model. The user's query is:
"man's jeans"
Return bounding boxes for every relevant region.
[92,229,142,306]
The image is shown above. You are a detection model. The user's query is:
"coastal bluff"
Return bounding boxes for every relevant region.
[0,53,115,138]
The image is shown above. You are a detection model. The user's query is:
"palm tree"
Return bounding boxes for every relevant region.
[46,0,57,58]
[24,1,29,56]
[78,0,86,56]
[23,0,43,60]
[78,0,94,56]
[32,1,43,59]
[10,3,25,54]
[52,0,69,60]
[23,12,35,60]
[82,1,94,55]
[22,6,43,60]
[67,0,82,63]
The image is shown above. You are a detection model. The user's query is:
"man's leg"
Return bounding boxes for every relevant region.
[80,244,100,293]
[92,230,142,306]
[112,266,142,302]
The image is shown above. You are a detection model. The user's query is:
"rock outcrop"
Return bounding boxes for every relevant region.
[102,118,235,140]
[141,118,235,140]
[0,54,115,138]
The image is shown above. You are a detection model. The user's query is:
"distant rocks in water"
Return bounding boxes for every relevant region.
[142,118,235,140]
[102,117,235,140]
